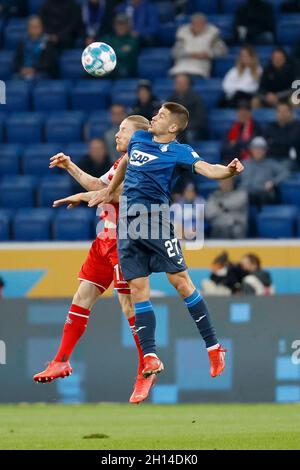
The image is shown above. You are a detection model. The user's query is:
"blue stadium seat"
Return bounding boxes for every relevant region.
[0,115,5,143]
[28,0,44,14]
[0,176,35,208]
[4,18,27,50]
[192,140,221,164]
[0,209,12,240]
[54,208,92,241]
[71,80,111,111]
[257,205,298,238]
[22,144,61,176]
[188,0,218,14]
[112,79,139,107]
[65,143,88,163]
[0,144,22,160]
[207,14,233,42]
[38,176,72,207]
[138,48,171,80]
[5,81,30,111]
[0,155,19,175]
[196,180,218,199]
[0,51,14,79]
[33,80,70,111]
[153,77,173,101]
[213,55,235,77]
[60,49,85,79]
[86,112,111,139]
[280,180,300,207]
[277,15,300,45]
[6,112,44,144]
[222,0,244,13]
[253,108,276,125]
[194,78,222,109]
[13,208,53,241]
[45,111,85,143]
[156,1,175,22]
[209,109,236,139]
[158,23,177,47]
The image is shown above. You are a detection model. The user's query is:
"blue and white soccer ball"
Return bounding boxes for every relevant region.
[81,42,117,77]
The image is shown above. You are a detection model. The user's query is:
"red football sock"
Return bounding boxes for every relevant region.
[54,304,91,362]
[128,315,144,373]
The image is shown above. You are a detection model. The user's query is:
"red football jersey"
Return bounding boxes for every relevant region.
[98,155,124,232]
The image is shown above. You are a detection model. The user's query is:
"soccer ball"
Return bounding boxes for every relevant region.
[81,42,117,77]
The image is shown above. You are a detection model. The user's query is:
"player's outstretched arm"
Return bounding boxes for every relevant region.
[88,184,124,208]
[194,158,244,180]
[53,189,108,210]
[49,153,106,191]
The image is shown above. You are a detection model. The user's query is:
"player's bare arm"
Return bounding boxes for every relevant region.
[194,157,244,180]
[53,188,108,210]
[49,153,106,191]
[88,184,124,208]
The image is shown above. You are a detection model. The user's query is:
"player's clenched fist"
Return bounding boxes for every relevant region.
[227,158,244,176]
[49,153,72,170]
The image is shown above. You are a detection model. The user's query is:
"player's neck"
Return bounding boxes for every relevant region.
[153,134,177,144]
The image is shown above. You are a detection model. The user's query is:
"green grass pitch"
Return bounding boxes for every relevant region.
[0,403,299,450]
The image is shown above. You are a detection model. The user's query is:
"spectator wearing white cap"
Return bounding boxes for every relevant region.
[239,136,289,206]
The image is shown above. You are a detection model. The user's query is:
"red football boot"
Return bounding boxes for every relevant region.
[142,354,164,378]
[129,374,157,404]
[33,360,72,383]
[208,345,227,378]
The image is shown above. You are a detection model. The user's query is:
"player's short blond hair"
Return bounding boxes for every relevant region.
[126,115,150,131]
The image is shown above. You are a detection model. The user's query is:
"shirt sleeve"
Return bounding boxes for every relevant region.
[176,145,203,172]
[99,166,114,185]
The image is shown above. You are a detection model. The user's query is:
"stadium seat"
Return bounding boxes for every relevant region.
[138,48,172,80]
[0,115,5,143]
[253,108,276,126]
[65,143,88,163]
[22,144,61,176]
[0,51,14,80]
[192,140,221,164]
[156,1,175,22]
[0,155,19,175]
[158,23,177,47]
[153,77,173,101]
[0,176,36,208]
[213,55,235,77]
[221,0,244,13]
[33,81,70,111]
[13,208,53,241]
[53,208,92,241]
[86,113,111,139]
[5,81,30,112]
[206,15,233,42]
[0,209,12,240]
[27,0,45,14]
[196,180,218,199]
[4,18,27,50]
[209,109,236,139]
[6,112,44,144]
[280,180,300,207]
[45,112,85,143]
[60,49,85,79]
[38,176,72,207]
[0,144,22,160]
[257,205,298,238]
[194,78,223,109]
[277,15,300,45]
[112,79,139,107]
[188,0,218,14]
[71,80,111,111]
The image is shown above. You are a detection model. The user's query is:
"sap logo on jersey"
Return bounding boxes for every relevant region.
[130,151,158,166]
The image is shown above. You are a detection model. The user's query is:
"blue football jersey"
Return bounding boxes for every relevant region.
[123,130,202,209]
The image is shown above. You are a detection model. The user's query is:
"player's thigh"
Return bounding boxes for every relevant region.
[117,292,134,319]
[167,270,195,299]
[128,277,151,303]
[72,281,102,310]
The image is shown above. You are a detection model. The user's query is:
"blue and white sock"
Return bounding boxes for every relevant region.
[184,290,219,349]
[134,300,156,356]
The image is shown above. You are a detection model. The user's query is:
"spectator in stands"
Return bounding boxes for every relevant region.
[222,46,262,108]
[117,0,160,46]
[102,14,139,78]
[171,182,205,241]
[104,103,128,161]
[240,253,274,295]
[132,80,160,121]
[0,0,26,18]
[239,136,289,206]
[205,178,248,239]
[253,48,296,108]
[265,101,300,169]
[40,0,82,49]
[73,139,111,191]
[81,0,122,46]
[221,101,262,163]
[169,13,227,78]
[202,251,244,296]
[14,16,58,80]
[233,0,275,44]
[167,74,208,142]
[0,276,4,300]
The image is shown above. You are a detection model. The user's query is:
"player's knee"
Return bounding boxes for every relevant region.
[170,273,195,298]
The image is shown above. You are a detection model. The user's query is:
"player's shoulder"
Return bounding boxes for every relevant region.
[175,142,201,159]
[131,130,150,142]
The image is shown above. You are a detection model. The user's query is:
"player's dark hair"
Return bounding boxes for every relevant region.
[126,115,150,131]
[244,253,261,269]
[162,102,189,133]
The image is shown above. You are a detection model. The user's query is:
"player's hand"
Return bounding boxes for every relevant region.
[227,158,244,176]
[88,189,113,207]
[49,153,72,170]
[53,193,83,209]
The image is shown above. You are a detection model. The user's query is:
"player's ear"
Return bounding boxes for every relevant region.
[169,123,178,134]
